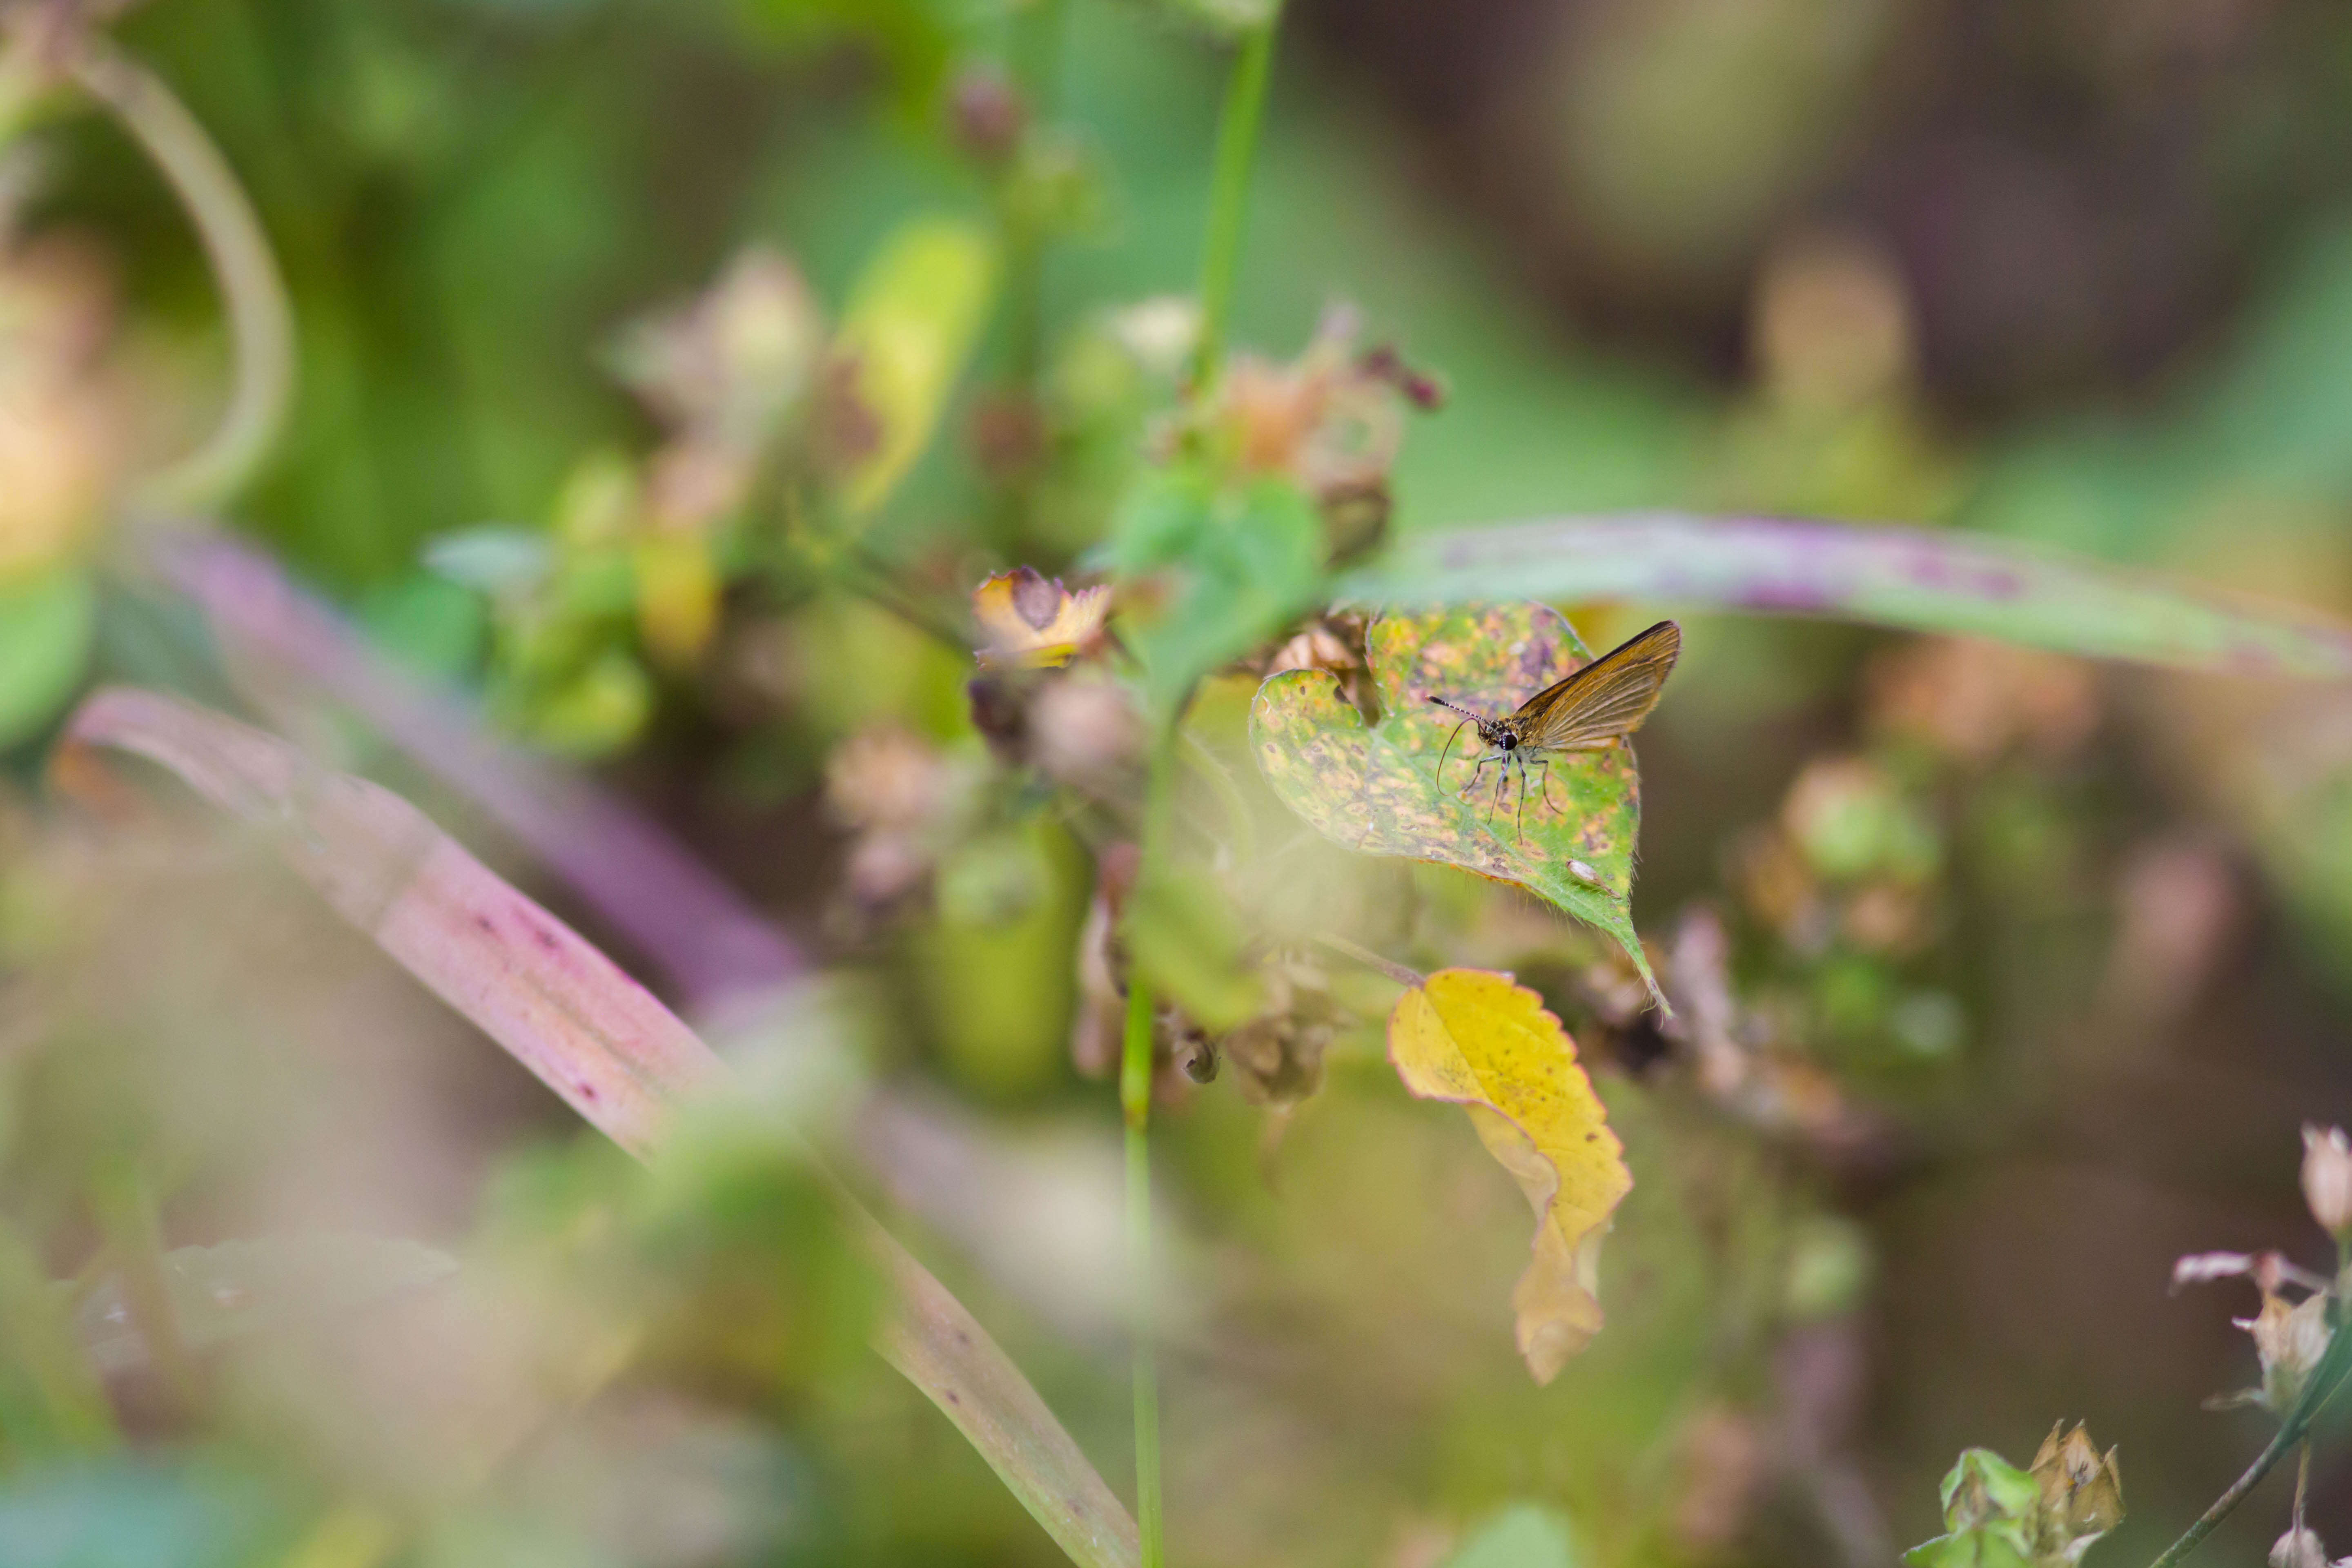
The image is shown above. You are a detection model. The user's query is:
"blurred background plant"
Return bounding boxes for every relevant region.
[12,0,2352,1566]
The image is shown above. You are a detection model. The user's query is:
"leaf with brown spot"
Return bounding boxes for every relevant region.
[1251,603,1660,1004]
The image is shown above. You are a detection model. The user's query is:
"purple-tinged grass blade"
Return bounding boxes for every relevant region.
[868,1226,1143,1568]
[143,530,803,1016]
[53,689,1142,1568]
[1342,514,2352,677]
[62,688,722,1155]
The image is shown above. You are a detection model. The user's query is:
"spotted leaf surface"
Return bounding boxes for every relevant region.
[1250,603,1659,1002]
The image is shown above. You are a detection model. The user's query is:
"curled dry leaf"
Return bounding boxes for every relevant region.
[1386,968,1630,1381]
[972,566,1112,670]
[1223,951,1341,1109]
[1252,603,1661,1005]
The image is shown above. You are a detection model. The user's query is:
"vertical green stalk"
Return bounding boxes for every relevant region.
[1190,13,1280,391]
[90,1162,197,1406]
[1112,5,1286,1549]
[1122,725,1178,1568]
[991,0,1067,552]
[1120,975,1164,1568]
[1006,0,1067,395]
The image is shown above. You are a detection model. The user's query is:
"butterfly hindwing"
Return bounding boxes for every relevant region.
[1512,620,1682,753]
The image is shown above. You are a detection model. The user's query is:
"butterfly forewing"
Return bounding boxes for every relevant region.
[1512,620,1682,752]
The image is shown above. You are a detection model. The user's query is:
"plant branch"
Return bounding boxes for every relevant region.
[1120,723,1180,1568]
[2147,1314,2352,1568]
[1120,973,1163,1568]
[1189,11,1278,390]
[69,39,294,513]
[1005,0,1066,396]
[1310,931,1423,989]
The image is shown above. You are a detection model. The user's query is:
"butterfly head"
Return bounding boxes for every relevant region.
[1429,694,1517,757]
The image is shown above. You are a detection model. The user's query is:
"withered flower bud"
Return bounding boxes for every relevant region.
[2240,1289,2333,1413]
[2029,1421,2123,1561]
[948,67,1026,164]
[971,566,1111,671]
[1029,674,1143,798]
[966,674,1029,765]
[2270,1525,2327,1568]
[2303,1123,2352,1241]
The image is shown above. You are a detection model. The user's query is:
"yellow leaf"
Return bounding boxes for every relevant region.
[832,217,999,517]
[1387,968,1630,1382]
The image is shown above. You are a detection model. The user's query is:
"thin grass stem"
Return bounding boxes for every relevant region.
[1189,14,1278,390]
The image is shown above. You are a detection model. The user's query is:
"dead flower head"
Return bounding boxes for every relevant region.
[1221,952,1340,1109]
[1171,306,1441,560]
[824,725,969,911]
[971,566,1112,670]
[1026,671,1144,798]
[2177,1249,2337,1414]
[2029,1421,2123,1563]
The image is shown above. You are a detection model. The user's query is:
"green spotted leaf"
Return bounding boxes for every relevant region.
[1249,603,1661,1006]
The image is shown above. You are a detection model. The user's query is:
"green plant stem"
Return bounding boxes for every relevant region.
[1121,724,1180,1568]
[1002,0,1065,401]
[1189,13,1279,390]
[89,1163,197,1406]
[2147,1312,2352,1568]
[69,38,294,513]
[1120,974,1164,1568]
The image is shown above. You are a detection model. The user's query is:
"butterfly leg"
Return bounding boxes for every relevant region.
[1511,751,1532,843]
[1456,750,1498,803]
[1532,757,1560,818]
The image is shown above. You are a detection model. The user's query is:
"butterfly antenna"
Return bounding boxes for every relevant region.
[1436,714,1472,787]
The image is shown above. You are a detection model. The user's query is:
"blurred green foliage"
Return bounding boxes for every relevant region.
[15,0,2352,1564]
